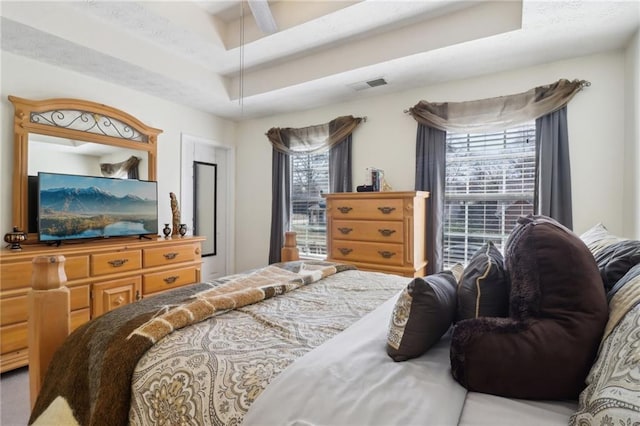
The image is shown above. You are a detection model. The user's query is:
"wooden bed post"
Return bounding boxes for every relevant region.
[281,231,300,262]
[28,255,70,408]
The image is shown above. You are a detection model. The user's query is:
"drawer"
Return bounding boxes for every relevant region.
[65,255,90,280]
[0,295,27,326]
[1,284,88,327]
[91,250,141,276]
[0,261,32,291]
[71,308,90,332]
[0,322,27,355]
[92,276,141,317]
[0,312,87,356]
[144,244,198,268]
[70,284,90,310]
[0,255,89,292]
[143,266,197,296]
[331,241,405,266]
[329,198,404,220]
[331,220,403,243]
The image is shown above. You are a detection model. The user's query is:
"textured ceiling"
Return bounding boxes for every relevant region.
[1,1,639,121]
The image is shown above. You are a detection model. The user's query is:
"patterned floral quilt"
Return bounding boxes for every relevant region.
[29,261,408,426]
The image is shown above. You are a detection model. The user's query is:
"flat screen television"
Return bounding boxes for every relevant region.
[38,172,158,243]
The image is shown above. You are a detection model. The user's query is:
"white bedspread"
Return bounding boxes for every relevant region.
[244,291,577,426]
[244,294,467,425]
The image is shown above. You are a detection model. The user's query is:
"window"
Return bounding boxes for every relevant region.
[443,122,536,267]
[290,152,329,257]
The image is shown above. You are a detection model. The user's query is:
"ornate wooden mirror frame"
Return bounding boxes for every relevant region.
[9,96,162,241]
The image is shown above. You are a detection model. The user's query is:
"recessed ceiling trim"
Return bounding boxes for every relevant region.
[247,0,278,34]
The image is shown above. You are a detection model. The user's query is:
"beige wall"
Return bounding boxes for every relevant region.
[2,47,636,274]
[236,50,631,271]
[623,30,640,239]
[0,51,236,236]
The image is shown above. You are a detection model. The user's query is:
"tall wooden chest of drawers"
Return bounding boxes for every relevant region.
[0,236,204,372]
[324,191,429,277]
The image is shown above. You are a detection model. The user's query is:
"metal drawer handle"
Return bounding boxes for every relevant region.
[378,251,396,259]
[377,207,396,214]
[108,259,129,267]
[163,252,179,260]
[337,206,353,214]
[337,227,353,235]
[164,276,179,284]
[135,290,141,301]
[338,248,353,255]
[378,229,396,237]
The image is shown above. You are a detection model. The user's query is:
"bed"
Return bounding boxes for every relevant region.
[28,219,640,426]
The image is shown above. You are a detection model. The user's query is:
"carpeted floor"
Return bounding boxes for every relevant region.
[0,367,30,426]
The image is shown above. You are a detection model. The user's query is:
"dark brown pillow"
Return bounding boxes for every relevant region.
[456,242,509,321]
[450,215,608,400]
[387,272,457,362]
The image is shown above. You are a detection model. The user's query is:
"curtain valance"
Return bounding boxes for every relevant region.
[266,115,363,155]
[408,79,589,133]
[100,155,140,179]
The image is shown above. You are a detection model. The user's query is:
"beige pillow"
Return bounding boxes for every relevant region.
[579,223,626,257]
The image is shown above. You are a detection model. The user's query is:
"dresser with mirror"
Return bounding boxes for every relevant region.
[0,96,204,372]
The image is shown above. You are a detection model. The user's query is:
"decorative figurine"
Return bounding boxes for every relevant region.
[170,192,181,236]
[4,226,27,251]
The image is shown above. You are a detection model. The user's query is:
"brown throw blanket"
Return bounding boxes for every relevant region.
[29,261,353,426]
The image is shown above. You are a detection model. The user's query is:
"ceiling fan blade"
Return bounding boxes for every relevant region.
[247,0,278,34]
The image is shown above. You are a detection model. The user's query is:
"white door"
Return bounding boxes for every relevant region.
[181,135,233,281]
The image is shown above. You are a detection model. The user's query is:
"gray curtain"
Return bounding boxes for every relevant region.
[409,79,587,270]
[267,116,363,264]
[329,134,352,193]
[268,148,291,264]
[535,106,573,229]
[415,123,447,275]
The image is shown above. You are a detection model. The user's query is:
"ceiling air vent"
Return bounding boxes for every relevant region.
[347,78,388,91]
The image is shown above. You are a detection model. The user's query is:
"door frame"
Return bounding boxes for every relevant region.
[180,133,235,276]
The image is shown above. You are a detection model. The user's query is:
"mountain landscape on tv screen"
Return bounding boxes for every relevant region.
[39,186,157,240]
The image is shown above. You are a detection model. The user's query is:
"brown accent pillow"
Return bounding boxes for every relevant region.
[450,215,608,400]
[387,272,457,362]
[456,242,509,321]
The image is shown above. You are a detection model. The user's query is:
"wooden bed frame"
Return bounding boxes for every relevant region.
[27,233,301,408]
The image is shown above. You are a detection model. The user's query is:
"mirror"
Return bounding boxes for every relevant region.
[28,134,149,179]
[193,161,217,256]
[9,95,162,240]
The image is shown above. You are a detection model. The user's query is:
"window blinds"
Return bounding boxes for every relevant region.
[444,123,536,267]
[290,152,330,257]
